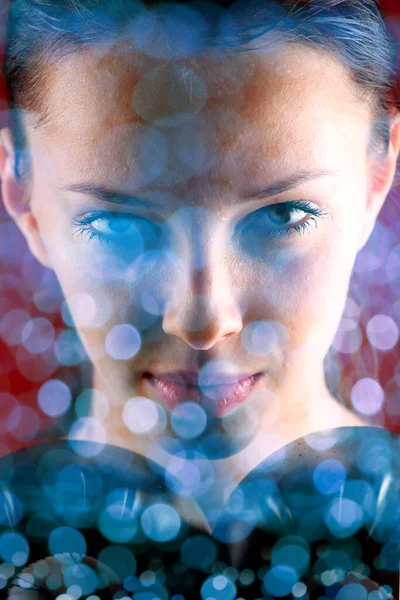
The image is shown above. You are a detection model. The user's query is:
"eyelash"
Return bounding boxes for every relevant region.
[71,200,328,245]
[252,199,328,238]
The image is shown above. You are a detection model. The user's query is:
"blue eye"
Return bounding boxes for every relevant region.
[72,212,163,252]
[237,200,327,239]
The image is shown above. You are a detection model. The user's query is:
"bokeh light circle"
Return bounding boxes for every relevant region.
[180,535,217,569]
[332,318,363,354]
[313,460,347,495]
[336,583,368,600]
[200,574,236,600]
[38,379,72,417]
[8,405,41,442]
[271,537,310,578]
[98,545,136,581]
[242,320,287,357]
[49,527,87,560]
[123,397,159,435]
[366,314,399,351]
[62,292,97,327]
[0,393,18,433]
[171,402,207,439]
[292,581,307,598]
[0,308,31,346]
[21,317,55,354]
[263,565,299,598]
[55,329,88,366]
[325,497,364,537]
[133,65,208,127]
[105,324,141,360]
[164,456,202,497]
[63,563,98,596]
[0,532,29,566]
[141,503,181,542]
[351,378,385,416]
[68,418,107,457]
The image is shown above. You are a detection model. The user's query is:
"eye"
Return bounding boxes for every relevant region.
[237,200,327,238]
[235,200,328,256]
[265,203,311,227]
[71,211,165,252]
[90,215,139,236]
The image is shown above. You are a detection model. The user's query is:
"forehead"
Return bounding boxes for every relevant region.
[28,43,371,191]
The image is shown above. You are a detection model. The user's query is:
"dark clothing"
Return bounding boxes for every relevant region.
[1,427,399,599]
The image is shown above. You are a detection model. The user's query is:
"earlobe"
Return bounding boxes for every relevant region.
[0,126,53,269]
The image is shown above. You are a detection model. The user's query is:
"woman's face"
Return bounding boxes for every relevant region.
[2,42,397,450]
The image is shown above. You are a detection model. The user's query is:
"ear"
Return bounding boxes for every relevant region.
[358,110,400,251]
[0,126,53,269]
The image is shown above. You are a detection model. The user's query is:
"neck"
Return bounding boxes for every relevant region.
[77,365,369,533]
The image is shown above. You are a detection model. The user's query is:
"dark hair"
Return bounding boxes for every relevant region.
[2,0,399,180]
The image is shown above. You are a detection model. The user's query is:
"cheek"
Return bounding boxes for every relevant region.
[243,237,358,357]
[49,244,183,354]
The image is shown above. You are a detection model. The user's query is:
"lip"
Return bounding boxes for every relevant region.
[142,372,263,418]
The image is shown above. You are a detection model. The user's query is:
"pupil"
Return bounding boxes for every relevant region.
[266,205,291,226]
[109,218,133,234]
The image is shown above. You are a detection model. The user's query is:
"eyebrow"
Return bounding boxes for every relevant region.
[61,169,335,208]
[60,182,165,209]
[241,170,336,200]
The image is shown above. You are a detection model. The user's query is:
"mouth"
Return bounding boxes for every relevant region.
[142,371,263,418]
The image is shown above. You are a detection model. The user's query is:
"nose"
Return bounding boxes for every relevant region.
[161,223,243,350]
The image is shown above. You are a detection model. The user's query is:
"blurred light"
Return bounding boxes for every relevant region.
[67,585,83,599]
[0,308,31,346]
[16,573,35,589]
[63,293,97,327]
[140,571,156,586]
[241,320,288,357]
[325,498,364,538]
[123,397,160,435]
[165,457,202,497]
[304,430,340,452]
[263,565,298,598]
[21,317,55,354]
[0,532,29,566]
[105,324,141,360]
[201,574,236,600]
[8,405,40,442]
[98,545,136,581]
[171,402,207,439]
[69,418,107,457]
[238,569,255,586]
[49,527,86,560]
[38,379,72,417]
[366,314,398,351]
[292,581,307,597]
[332,319,362,354]
[336,583,367,600]
[313,460,347,496]
[141,503,181,542]
[351,378,385,416]
[63,563,98,596]
[99,501,138,544]
[131,4,209,60]
[271,537,310,578]
[133,65,208,127]
[0,393,18,433]
[54,329,88,367]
